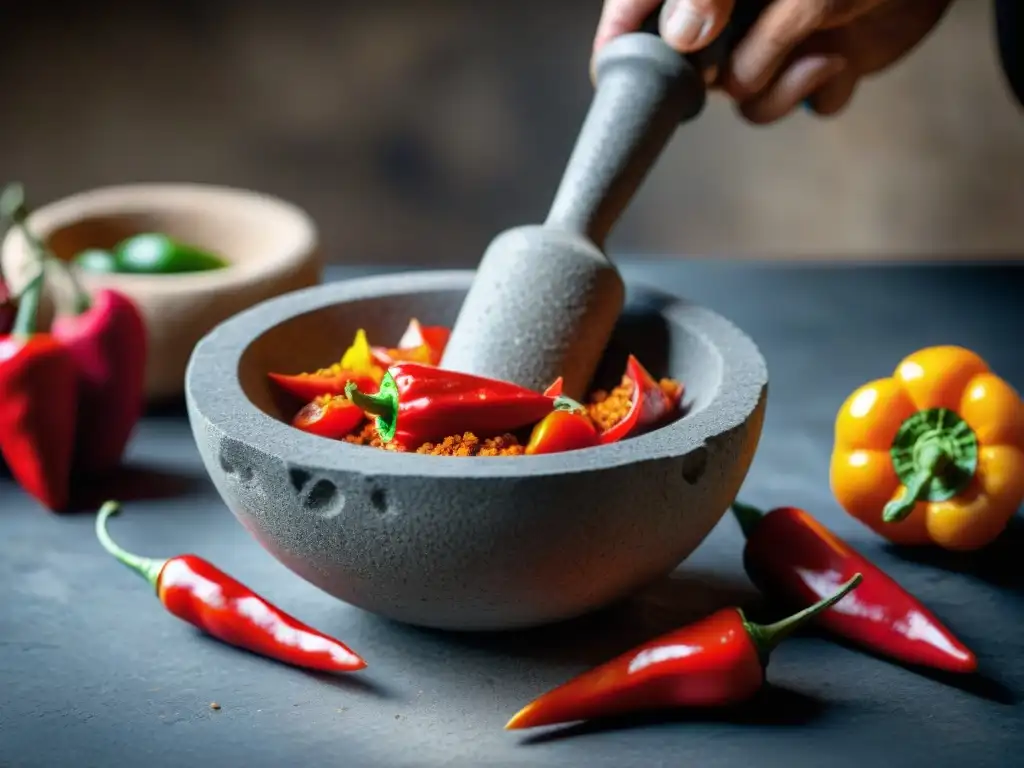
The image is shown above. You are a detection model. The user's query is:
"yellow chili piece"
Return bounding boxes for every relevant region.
[830,345,1024,551]
[339,329,385,383]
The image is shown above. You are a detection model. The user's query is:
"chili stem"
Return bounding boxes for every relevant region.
[730,501,765,539]
[95,501,167,591]
[882,443,946,523]
[743,573,863,662]
[552,394,587,413]
[10,268,44,337]
[345,373,398,441]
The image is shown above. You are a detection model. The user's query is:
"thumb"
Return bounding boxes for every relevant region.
[659,0,736,52]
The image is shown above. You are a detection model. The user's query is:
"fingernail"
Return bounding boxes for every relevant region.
[660,0,712,50]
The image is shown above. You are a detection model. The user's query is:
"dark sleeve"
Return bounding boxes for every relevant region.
[995,0,1024,106]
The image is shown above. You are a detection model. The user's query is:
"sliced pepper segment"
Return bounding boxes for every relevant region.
[831,344,1024,551]
[371,319,450,368]
[525,402,599,456]
[599,355,682,444]
[292,395,365,439]
[269,329,385,401]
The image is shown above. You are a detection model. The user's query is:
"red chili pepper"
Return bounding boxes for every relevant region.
[371,318,450,368]
[95,501,367,673]
[525,403,599,455]
[269,329,383,401]
[506,574,863,730]
[8,187,148,475]
[0,269,78,511]
[292,394,365,439]
[731,501,977,674]
[543,377,564,397]
[345,362,561,448]
[599,355,681,444]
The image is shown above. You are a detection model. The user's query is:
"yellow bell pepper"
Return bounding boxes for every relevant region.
[830,345,1024,551]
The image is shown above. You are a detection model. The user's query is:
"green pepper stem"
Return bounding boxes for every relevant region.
[345,372,399,442]
[730,501,765,540]
[0,182,91,315]
[10,268,44,337]
[882,442,947,523]
[552,395,586,413]
[95,501,167,592]
[743,573,862,663]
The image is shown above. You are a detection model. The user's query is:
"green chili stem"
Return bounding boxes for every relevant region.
[95,501,167,592]
[882,442,946,523]
[730,501,765,540]
[552,395,587,413]
[345,372,399,442]
[0,182,91,315]
[10,268,44,337]
[744,573,862,663]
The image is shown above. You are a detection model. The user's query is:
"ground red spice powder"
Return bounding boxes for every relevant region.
[341,375,682,456]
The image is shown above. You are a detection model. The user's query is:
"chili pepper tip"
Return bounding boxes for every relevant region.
[730,501,765,539]
[95,501,168,591]
[743,573,863,664]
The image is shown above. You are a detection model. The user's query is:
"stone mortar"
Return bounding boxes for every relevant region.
[185,270,768,632]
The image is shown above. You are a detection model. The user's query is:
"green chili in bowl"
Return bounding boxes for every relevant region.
[73,233,228,275]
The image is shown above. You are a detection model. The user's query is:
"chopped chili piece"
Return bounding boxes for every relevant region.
[269,329,384,401]
[96,501,367,673]
[831,344,1024,550]
[591,355,682,444]
[371,319,450,368]
[732,500,976,674]
[506,575,863,729]
[293,395,365,439]
[526,402,599,456]
[345,363,561,449]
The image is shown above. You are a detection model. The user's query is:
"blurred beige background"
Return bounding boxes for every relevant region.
[0,0,1020,265]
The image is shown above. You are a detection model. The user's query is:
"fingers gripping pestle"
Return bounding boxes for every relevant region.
[440,14,752,399]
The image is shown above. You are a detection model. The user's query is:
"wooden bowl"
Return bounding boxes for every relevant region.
[1,183,321,402]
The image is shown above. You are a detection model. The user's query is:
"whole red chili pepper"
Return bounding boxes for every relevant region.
[345,362,562,448]
[95,501,367,673]
[0,268,78,511]
[371,318,450,368]
[292,394,365,439]
[731,501,977,674]
[526,402,599,455]
[600,355,681,444]
[506,574,863,730]
[8,185,148,475]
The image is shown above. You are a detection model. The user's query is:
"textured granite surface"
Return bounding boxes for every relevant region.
[1,260,1021,768]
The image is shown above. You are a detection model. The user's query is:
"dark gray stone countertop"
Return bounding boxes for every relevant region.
[1,259,1021,768]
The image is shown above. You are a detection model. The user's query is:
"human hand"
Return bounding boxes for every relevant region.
[593,0,955,124]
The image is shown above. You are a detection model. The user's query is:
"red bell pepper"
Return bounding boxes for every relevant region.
[599,355,681,444]
[371,318,450,368]
[732,501,977,674]
[8,188,147,475]
[0,268,78,511]
[525,404,599,455]
[506,575,863,729]
[292,394,365,439]
[269,328,383,401]
[345,362,561,449]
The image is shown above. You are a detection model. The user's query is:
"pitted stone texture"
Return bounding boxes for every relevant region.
[185,270,767,631]
[442,34,705,400]
[440,226,624,400]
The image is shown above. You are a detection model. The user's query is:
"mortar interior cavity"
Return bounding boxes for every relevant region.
[237,286,723,433]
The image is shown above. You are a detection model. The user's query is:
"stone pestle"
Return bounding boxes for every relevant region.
[440,4,765,400]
